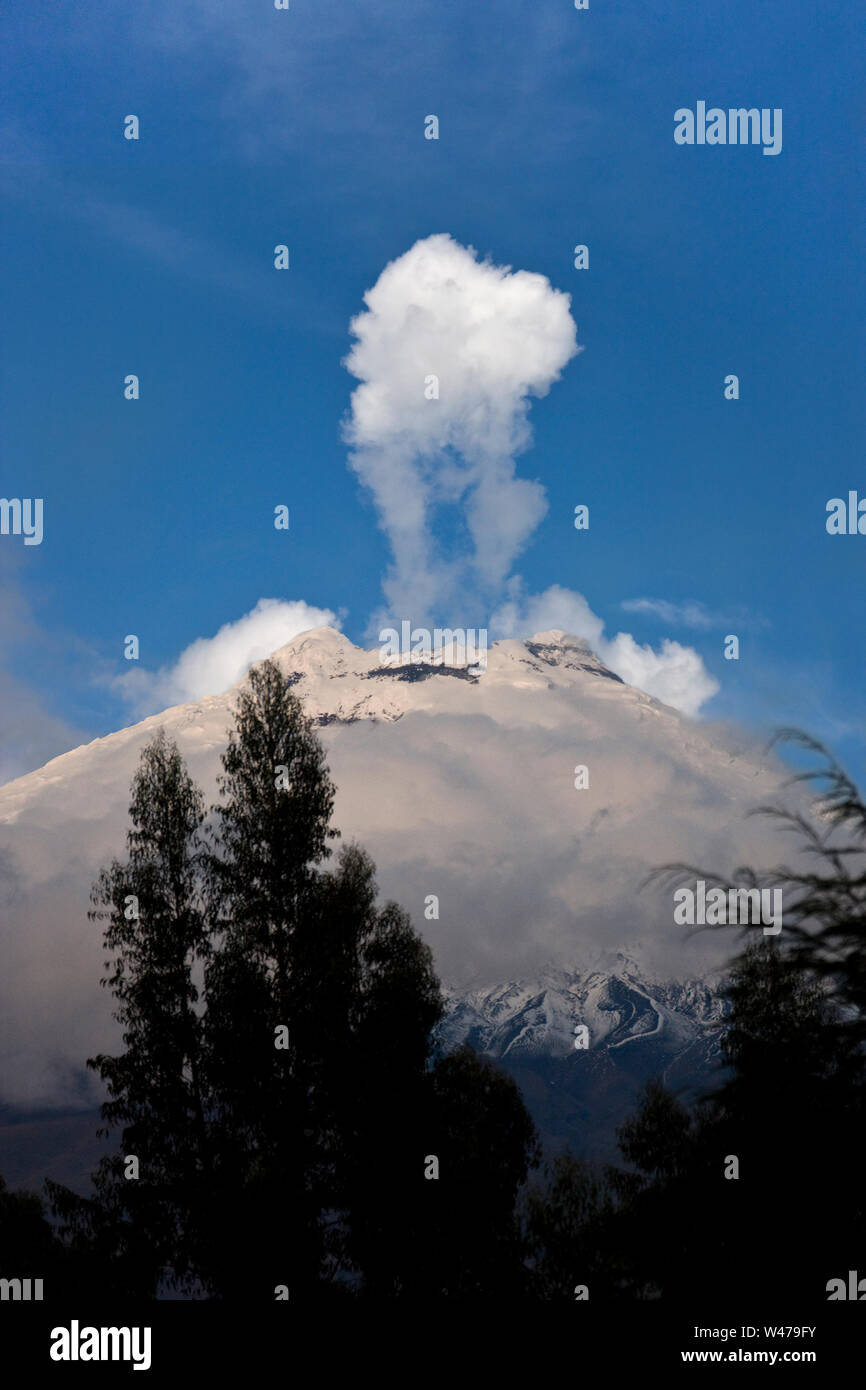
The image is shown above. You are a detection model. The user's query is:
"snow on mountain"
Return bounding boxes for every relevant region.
[0,627,796,1114]
[441,957,723,1061]
[439,956,729,1160]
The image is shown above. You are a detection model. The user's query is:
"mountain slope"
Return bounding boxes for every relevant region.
[440,955,728,1161]
[0,627,794,1115]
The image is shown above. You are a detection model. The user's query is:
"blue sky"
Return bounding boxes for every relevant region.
[1,0,864,779]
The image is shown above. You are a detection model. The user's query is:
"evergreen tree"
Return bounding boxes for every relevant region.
[422,1046,539,1299]
[0,1175,73,1294]
[711,938,866,1299]
[48,729,208,1298]
[612,1079,712,1301]
[200,659,339,1298]
[647,731,866,1034]
[48,658,540,1302]
[747,732,866,1037]
[201,661,538,1300]
[612,940,866,1302]
[522,1152,622,1301]
[328,858,445,1295]
[607,734,866,1300]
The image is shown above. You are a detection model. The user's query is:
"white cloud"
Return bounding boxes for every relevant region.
[342,236,717,719]
[114,598,339,717]
[492,584,719,718]
[601,631,719,718]
[491,583,605,650]
[343,233,580,622]
[620,597,715,629]
[621,596,769,637]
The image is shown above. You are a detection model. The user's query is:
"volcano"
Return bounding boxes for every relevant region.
[0,627,796,1182]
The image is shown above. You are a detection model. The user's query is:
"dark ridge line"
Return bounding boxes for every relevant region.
[363,663,480,684]
[523,642,624,683]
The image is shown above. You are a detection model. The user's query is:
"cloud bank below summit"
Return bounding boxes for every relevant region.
[0,626,797,1107]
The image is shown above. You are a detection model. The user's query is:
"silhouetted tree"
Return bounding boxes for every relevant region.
[49,659,539,1302]
[203,661,537,1299]
[648,731,866,1034]
[0,1176,74,1292]
[47,729,208,1299]
[367,1044,539,1301]
[522,1152,623,1301]
[200,660,340,1298]
[613,734,866,1302]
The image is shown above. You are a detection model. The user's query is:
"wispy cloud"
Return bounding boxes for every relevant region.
[621,597,770,633]
[621,598,717,629]
[132,0,600,162]
[0,149,286,318]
